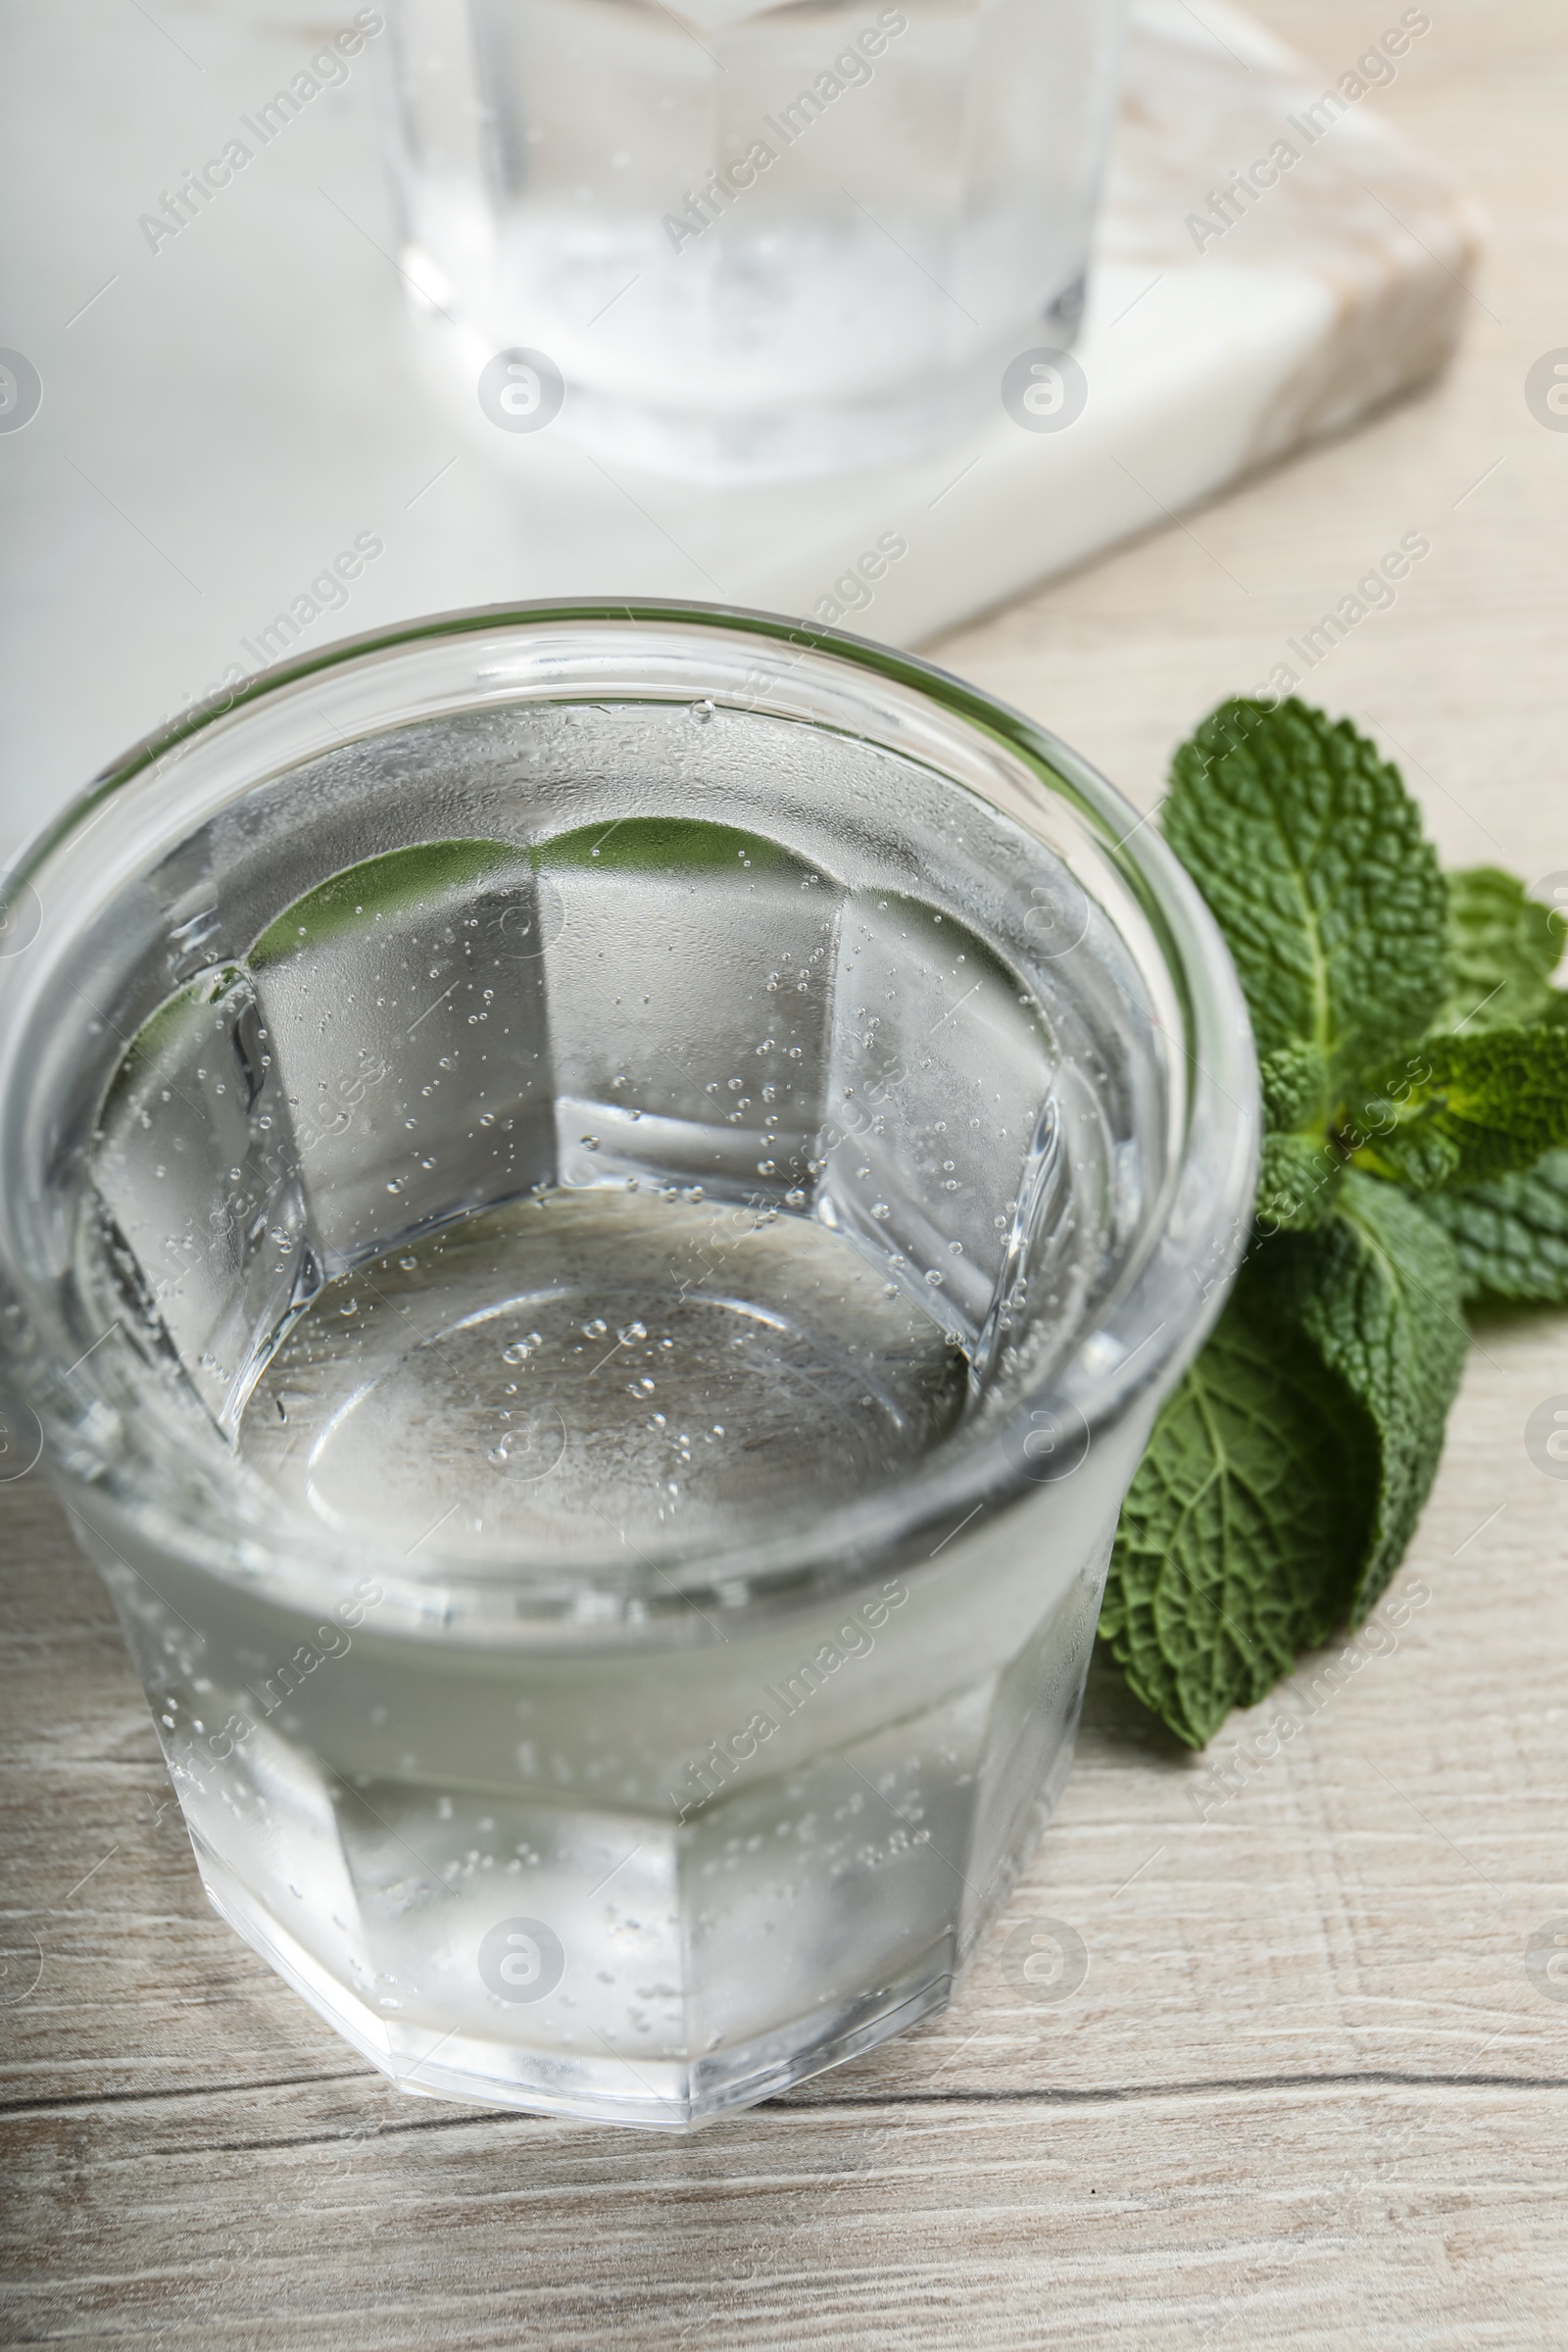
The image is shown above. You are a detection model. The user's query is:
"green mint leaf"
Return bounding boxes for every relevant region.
[1258,1041,1329,1133]
[1352,1026,1568,1190]
[1253,1037,1341,1228]
[1423,1147,1568,1303]
[1440,865,1564,1033]
[1163,700,1448,1082]
[1100,1276,1376,1748]
[1256,1132,1341,1232]
[1254,1047,1339,1228]
[1253,1171,1468,1620]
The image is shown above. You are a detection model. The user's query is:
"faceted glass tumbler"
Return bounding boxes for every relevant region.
[0,603,1254,2129]
[381,0,1129,477]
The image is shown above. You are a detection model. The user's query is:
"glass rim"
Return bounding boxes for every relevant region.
[0,597,1259,1630]
[13,595,1144,892]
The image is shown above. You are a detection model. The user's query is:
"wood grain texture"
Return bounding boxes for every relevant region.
[5,2,1568,2342]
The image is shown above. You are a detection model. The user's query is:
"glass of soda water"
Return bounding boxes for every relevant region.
[0,603,1254,2129]
[381,0,1128,477]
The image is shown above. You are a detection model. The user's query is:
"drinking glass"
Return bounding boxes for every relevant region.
[380,0,1130,477]
[0,602,1254,2128]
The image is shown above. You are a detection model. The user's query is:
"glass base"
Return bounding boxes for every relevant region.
[410,253,1091,484]
[194,1832,956,2129]
[180,1665,1086,2130]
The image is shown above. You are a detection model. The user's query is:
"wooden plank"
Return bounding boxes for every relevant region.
[3,2081,1566,2347]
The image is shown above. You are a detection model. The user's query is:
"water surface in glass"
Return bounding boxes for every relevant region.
[88,699,1154,1566]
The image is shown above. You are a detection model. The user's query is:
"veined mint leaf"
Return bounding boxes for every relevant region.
[1254,1171,1468,1620]
[1352,1027,1568,1190]
[1259,1041,1329,1133]
[1440,865,1564,1033]
[1423,1148,1568,1303]
[1254,1045,1339,1228]
[1100,1277,1376,1748]
[1256,1132,1340,1232]
[1163,700,1448,1081]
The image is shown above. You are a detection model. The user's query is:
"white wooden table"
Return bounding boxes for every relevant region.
[5,1,1568,2341]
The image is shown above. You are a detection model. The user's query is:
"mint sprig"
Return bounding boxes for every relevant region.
[1441,864,1564,1032]
[1163,698,1448,1084]
[1101,698,1568,1747]
[1098,1275,1377,1747]
[1351,1027,1568,1190]
[1424,1150,1568,1303]
[1250,1171,1469,1621]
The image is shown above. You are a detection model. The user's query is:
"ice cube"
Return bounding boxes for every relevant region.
[250,839,553,1264]
[90,965,308,1427]
[819,891,1054,1339]
[538,818,838,1197]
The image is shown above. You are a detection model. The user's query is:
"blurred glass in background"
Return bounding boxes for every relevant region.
[383,0,1128,478]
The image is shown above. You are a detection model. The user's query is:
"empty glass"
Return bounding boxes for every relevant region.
[381,0,1129,476]
[0,603,1254,2126]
